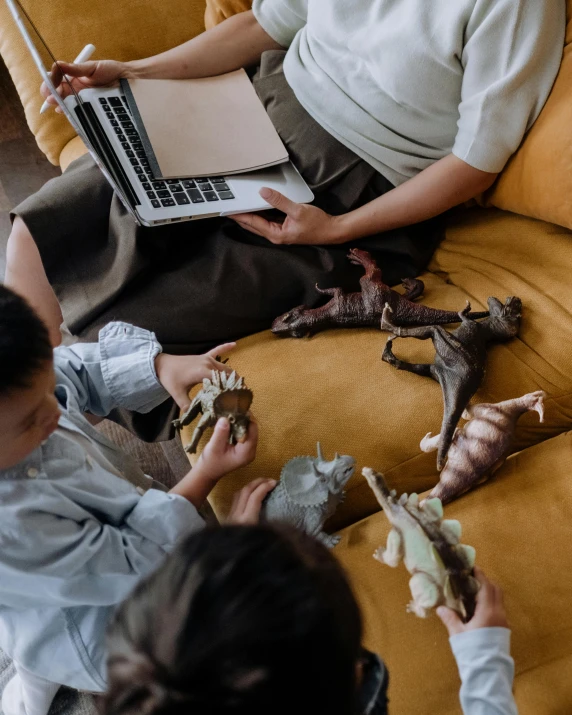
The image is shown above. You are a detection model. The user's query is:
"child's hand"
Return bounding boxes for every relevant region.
[155,343,236,410]
[194,417,258,483]
[227,478,277,524]
[437,567,509,636]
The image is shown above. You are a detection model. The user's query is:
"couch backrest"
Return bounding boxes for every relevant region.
[0,0,207,164]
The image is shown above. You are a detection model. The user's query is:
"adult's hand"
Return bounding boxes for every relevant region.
[230,187,344,245]
[40,60,129,111]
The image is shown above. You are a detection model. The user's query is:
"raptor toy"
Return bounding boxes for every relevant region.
[363,467,479,621]
[381,296,522,469]
[271,248,488,338]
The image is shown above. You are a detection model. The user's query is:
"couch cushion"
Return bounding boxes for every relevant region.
[182,209,572,530]
[59,136,88,172]
[0,0,206,166]
[205,0,251,30]
[335,431,572,715]
[486,0,572,230]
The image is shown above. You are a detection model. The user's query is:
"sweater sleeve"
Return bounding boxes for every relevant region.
[449,628,518,715]
[452,0,566,173]
[252,0,308,47]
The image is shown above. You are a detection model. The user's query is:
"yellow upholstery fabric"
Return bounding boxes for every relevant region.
[205,0,251,30]
[59,136,88,171]
[0,0,206,166]
[335,430,572,715]
[182,208,572,530]
[486,0,572,230]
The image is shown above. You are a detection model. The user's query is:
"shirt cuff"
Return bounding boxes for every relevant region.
[450,627,512,659]
[99,322,170,413]
[452,130,511,174]
[252,0,305,47]
[125,488,204,549]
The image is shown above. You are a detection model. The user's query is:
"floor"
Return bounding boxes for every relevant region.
[0,57,188,488]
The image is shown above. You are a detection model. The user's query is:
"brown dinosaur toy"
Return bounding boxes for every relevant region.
[271,248,489,338]
[381,296,523,470]
[421,391,545,504]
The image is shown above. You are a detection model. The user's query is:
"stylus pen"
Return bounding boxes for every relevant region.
[40,43,96,114]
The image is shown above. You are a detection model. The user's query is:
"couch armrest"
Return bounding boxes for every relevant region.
[0,0,206,165]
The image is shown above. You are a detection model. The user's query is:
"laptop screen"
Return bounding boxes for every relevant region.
[5,0,139,217]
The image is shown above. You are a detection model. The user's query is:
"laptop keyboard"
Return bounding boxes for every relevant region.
[98,96,235,209]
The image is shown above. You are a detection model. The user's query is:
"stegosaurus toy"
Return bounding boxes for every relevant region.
[172,370,253,454]
[363,467,479,621]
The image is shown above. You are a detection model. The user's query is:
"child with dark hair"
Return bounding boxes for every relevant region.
[0,284,271,715]
[104,525,517,715]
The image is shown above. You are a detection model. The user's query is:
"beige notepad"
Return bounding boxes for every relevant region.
[122,70,289,179]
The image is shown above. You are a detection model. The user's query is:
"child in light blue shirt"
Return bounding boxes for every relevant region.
[0,285,270,715]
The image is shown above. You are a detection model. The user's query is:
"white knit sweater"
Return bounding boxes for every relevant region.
[252,0,565,185]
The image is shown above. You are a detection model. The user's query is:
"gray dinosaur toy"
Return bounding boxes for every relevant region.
[261,444,356,548]
[363,467,479,621]
[172,370,253,454]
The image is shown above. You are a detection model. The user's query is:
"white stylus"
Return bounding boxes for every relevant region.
[40,43,96,114]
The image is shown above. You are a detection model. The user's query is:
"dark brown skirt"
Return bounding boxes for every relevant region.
[13,51,441,355]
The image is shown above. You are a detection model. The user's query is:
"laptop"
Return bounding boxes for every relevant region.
[6,0,314,227]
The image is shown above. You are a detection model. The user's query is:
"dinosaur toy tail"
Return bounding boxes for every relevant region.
[436,381,475,471]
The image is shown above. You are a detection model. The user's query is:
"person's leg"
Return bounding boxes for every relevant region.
[4,217,63,347]
[2,663,60,715]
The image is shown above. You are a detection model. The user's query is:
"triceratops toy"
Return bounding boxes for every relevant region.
[172,370,253,454]
[363,467,479,621]
[261,444,355,548]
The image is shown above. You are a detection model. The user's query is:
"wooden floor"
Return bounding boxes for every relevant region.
[0,57,189,487]
[0,57,61,275]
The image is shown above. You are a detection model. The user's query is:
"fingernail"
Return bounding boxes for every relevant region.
[267,479,277,485]
[260,187,272,199]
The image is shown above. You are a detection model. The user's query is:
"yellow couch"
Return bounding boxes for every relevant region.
[2,1,572,712]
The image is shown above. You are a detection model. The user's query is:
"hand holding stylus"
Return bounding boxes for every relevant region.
[40,44,96,114]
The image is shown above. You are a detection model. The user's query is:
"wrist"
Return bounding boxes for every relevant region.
[330,212,360,244]
[123,58,151,80]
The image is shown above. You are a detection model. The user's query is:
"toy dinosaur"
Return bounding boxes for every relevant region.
[381,296,522,469]
[260,443,355,548]
[421,390,545,504]
[271,248,489,338]
[362,467,479,621]
[172,370,253,454]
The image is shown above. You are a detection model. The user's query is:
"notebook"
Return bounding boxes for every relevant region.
[121,69,289,180]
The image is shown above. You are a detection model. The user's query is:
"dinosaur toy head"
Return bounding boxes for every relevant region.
[313,443,356,493]
[271,306,312,338]
[486,296,522,340]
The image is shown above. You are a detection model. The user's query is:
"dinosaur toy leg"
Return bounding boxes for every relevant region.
[184,412,215,454]
[401,277,424,301]
[420,432,441,453]
[382,338,435,379]
[408,572,441,618]
[374,528,403,567]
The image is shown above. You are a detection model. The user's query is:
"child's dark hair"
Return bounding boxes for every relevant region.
[104,525,363,715]
[0,285,52,395]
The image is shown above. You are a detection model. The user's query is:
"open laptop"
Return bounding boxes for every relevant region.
[6,0,314,227]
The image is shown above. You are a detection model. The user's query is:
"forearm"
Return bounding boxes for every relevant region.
[334,154,497,242]
[126,11,282,80]
[170,462,218,509]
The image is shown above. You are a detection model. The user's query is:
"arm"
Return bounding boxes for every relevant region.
[42,11,283,105]
[450,629,518,715]
[437,567,518,715]
[231,155,497,244]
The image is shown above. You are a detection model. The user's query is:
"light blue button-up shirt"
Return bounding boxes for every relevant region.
[0,323,203,692]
